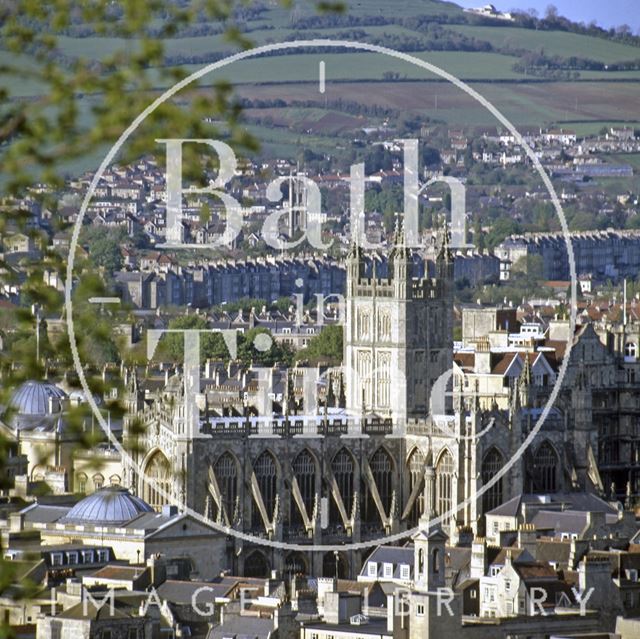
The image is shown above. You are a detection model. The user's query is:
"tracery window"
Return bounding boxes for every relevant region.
[214,452,238,521]
[435,450,454,516]
[481,448,504,513]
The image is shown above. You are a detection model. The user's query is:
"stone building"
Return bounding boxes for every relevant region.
[119,223,615,579]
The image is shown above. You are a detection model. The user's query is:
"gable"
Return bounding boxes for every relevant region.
[145,515,222,540]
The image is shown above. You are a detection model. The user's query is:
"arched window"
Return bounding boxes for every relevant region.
[284,552,308,576]
[364,448,393,525]
[291,450,316,527]
[432,548,441,574]
[435,450,454,516]
[407,449,425,525]
[93,473,105,491]
[331,449,354,526]
[143,451,171,511]
[322,552,348,579]
[252,451,277,528]
[76,473,88,494]
[532,441,558,493]
[625,342,637,360]
[214,452,238,522]
[481,448,504,513]
[244,551,269,578]
[109,474,121,486]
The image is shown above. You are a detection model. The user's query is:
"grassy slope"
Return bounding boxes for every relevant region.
[449,24,640,64]
[3,0,640,165]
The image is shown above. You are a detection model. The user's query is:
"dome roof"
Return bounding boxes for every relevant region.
[10,381,67,416]
[61,487,154,525]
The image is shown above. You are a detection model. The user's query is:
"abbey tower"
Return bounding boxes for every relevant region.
[344,224,454,425]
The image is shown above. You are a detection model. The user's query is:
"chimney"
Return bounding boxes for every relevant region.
[386,593,395,633]
[585,510,606,536]
[517,524,537,559]
[470,537,488,579]
[456,526,474,547]
[475,338,492,374]
[147,554,167,587]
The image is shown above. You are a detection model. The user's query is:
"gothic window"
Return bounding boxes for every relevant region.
[357,310,371,340]
[378,312,391,341]
[531,441,558,493]
[331,448,354,525]
[364,448,393,524]
[214,452,238,522]
[376,352,391,408]
[244,551,269,578]
[357,351,372,409]
[291,450,316,526]
[143,451,171,510]
[408,449,425,526]
[284,552,308,576]
[435,450,454,516]
[481,448,504,513]
[252,451,278,528]
[322,551,348,578]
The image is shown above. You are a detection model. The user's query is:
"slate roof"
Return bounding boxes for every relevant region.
[486,492,617,518]
[207,615,276,639]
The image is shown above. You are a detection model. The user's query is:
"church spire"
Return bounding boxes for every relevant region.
[518,354,532,407]
[390,212,411,289]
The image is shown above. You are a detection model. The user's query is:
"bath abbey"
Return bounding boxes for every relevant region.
[105,226,632,579]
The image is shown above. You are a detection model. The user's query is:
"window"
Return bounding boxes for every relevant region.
[331,449,354,526]
[435,450,454,516]
[92,474,104,490]
[214,452,238,523]
[383,563,393,578]
[81,550,94,563]
[407,449,425,526]
[416,604,425,617]
[291,450,315,527]
[531,442,558,493]
[76,473,87,494]
[481,448,504,513]
[432,549,441,574]
[365,448,393,525]
[51,553,63,567]
[97,550,109,562]
[252,451,277,529]
[470,590,477,599]
[66,552,78,564]
[625,342,637,360]
[143,451,171,510]
[400,564,410,580]
[367,562,378,577]
[504,579,511,591]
